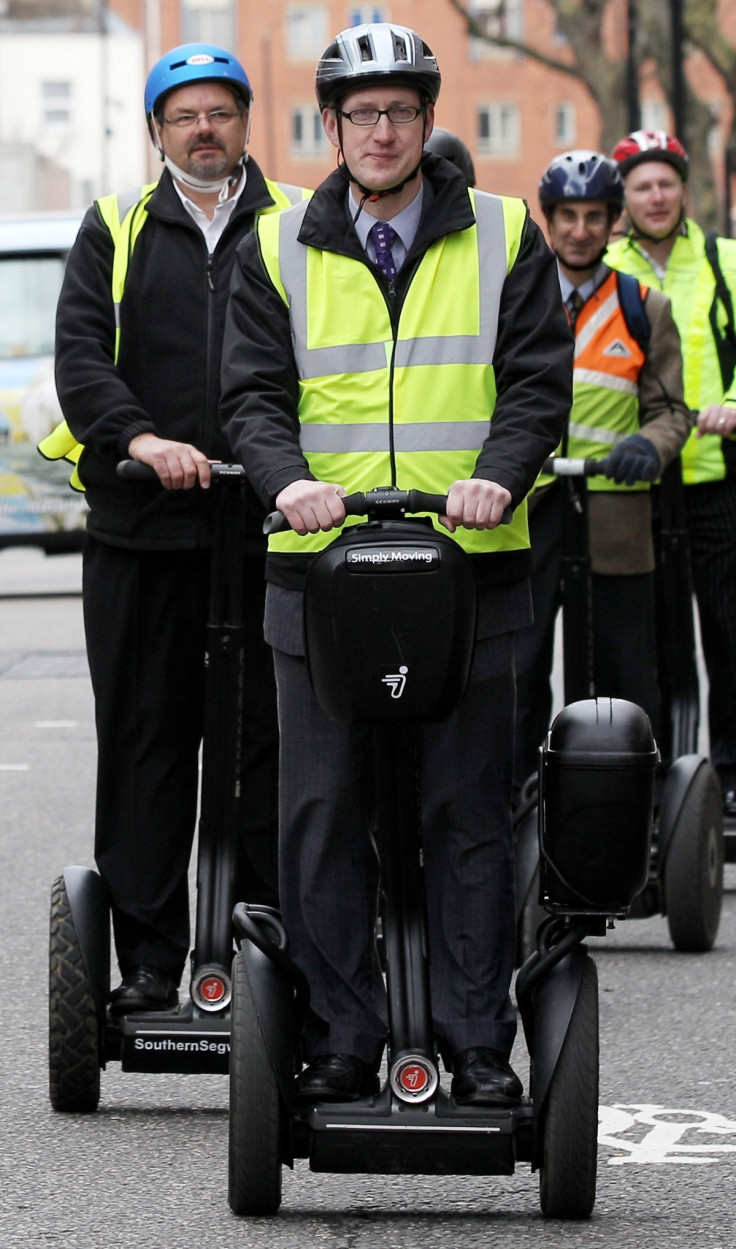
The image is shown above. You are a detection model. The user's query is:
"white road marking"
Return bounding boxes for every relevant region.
[600,1104,736,1165]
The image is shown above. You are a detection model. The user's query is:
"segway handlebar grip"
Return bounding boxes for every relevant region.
[116,460,246,481]
[542,456,606,478]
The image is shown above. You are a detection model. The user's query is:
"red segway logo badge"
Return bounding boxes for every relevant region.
[191,964,232,1011]
[400,1063,429,1093]
[201,976,226,1003]
[390,1053,439,1103]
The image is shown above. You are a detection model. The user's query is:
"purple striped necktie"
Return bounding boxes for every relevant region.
[371,221,398,282]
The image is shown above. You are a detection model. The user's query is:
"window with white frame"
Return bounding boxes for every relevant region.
[468,0,524,60]
[477,103,519,156]
[349,6,388,24]
[291,105,329,157]
[554,103,576,148]
[42,81,72,127]
[287,5,329,60]
[181,0,235,47]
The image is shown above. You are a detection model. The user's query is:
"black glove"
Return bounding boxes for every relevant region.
[603,434,661,486]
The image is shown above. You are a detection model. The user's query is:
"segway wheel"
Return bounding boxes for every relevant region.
[228,950,282,1216]
[539,956,599,1219]
[665,765,724,952]
[49,875,101,1112]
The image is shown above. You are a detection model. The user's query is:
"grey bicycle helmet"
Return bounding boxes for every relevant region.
[315,23,441,109]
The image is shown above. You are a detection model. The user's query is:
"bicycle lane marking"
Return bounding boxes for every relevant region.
[599,1104,736,1164]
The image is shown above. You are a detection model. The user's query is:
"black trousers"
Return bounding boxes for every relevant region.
[274,633,519,1070]
[82,538,279,980]
[514,483,660,796]
[684,478,736,788]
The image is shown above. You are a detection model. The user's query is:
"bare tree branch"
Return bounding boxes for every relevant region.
[444,0,583,78]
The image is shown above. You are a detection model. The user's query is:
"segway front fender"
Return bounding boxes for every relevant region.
[62,866,110,1021]
[657,754,709,868]
[528,943,591,1125]
[239,937,297,1111]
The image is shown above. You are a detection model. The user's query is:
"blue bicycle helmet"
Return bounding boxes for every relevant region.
[145,43,252,124]
[539,150,623,217]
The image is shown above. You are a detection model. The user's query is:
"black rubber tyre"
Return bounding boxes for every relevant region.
[539,956,599,1220]
[665,766,724,952]
[49,875,101,1112]
[228,950,282,1216]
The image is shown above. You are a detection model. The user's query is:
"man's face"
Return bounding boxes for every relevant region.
[546,200,611,272]
[155,82,248,182]
[624,160,684,239]
[323,84,432,194]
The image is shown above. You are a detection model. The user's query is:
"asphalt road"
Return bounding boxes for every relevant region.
[1,548,735,1248]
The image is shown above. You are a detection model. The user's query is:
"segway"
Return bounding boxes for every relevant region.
[227,486,657,1219]
[48,462,261,1111]
[515,456,724,962]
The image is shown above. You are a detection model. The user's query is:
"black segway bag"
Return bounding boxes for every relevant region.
[304,520,477,725]
[539,697,658,914]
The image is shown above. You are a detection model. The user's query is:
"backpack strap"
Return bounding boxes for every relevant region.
[705,229,736,390]
[616,270,650,352]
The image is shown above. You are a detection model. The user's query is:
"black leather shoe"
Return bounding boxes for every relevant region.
[109,965,179,1015]
[723,789,736,819]
[294,1053,380,1104]
[451,1047,523,1107]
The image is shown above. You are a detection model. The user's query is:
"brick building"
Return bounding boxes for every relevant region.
[122,0,603,206]
[112,1,733,224]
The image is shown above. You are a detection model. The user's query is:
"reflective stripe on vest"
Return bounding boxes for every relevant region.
[606,222,736,484]
[257,190,531,557]
[38,177,309,490]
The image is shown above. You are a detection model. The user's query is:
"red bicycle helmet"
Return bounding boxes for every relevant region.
[611,130,689,181]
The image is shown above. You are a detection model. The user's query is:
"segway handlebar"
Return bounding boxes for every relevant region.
[264,485,513,534]
[116,460,246,481]
[542,456,607,478]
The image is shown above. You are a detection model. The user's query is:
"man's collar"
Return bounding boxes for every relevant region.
[558,260,608,305]
[348,183,424,252]
[171,165,247,218]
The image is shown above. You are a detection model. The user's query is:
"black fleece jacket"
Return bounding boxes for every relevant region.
[220,154,573,589]
[54,161,286,551]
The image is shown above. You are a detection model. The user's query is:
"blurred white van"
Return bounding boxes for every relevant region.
[0,212,87,550]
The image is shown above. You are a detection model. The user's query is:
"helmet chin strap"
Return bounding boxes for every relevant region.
[555,246,608,272]
[162,153,248,203]
[349,162,421,224]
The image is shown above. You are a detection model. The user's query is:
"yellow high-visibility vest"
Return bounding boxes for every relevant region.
[39,177,309,491]
[257,189,531,559]
[606,221,736,485]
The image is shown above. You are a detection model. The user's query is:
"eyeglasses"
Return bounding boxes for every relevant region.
[338,105,423,127]
[162,109,244,130]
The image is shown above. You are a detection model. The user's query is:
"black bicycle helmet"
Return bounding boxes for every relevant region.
[315,23,441,110]
[424,128,475,187]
